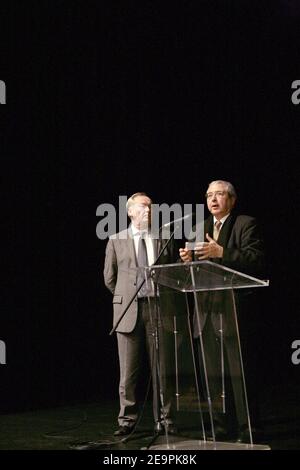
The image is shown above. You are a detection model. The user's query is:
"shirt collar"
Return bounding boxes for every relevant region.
[130,223,149,237]
[213,213,230,226]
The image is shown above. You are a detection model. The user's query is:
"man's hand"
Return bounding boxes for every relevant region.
[179,246,192,262]
[195,233,223,260]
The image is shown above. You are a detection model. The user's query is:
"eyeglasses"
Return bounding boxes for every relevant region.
[205,191,227,199]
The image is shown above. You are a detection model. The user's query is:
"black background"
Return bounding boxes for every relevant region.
[1,1,299,413]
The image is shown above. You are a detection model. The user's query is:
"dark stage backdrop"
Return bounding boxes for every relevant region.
[1,1,299,412]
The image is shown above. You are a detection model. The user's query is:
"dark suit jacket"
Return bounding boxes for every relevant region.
[202,212,265,277]
[192,211,266,337]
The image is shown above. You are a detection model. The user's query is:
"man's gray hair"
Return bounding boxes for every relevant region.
[207,180,237,198]
[126,192,152,212]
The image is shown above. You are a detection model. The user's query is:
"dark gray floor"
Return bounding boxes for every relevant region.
[0,383,299,450]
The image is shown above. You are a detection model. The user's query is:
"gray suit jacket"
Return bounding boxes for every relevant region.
[104,227,179,333]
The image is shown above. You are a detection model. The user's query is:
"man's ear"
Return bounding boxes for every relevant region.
[128,207,133,218]
[231,197,237,209]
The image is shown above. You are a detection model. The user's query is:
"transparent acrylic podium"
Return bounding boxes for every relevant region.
[141,260,270,450]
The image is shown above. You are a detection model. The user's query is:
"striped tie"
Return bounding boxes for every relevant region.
[214,220,222,241]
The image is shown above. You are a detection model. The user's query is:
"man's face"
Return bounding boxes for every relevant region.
[128,195,152,229]
[206,182,236,219]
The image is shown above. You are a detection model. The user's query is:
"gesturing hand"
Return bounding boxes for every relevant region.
[195,233,223,260]
[179,246,192,263]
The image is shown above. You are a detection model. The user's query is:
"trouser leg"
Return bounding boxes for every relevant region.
[117,314,145,427]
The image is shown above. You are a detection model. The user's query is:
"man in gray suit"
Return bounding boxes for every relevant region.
[179,180,266,442]
[104,192,178,436]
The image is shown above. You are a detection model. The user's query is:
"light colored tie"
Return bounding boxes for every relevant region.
[214,220,222,241]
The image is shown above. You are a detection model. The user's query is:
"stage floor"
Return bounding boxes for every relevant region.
[0,383,299,450]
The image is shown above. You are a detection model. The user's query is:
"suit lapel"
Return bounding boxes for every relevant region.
[127,228,137,266]
[204,213,236,264]
[217,213,236,247]
[155,229,167,264]
[153,237,159,261]
[205,215,214,240]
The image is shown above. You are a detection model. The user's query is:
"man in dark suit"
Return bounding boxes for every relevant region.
[179,180,266,442]
[104,192,179,437]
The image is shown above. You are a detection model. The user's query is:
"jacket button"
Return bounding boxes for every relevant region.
[133,282,136,286]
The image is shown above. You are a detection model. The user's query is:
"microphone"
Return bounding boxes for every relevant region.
[162,213,193,228]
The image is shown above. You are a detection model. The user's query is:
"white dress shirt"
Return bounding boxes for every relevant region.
[131,224,155,266]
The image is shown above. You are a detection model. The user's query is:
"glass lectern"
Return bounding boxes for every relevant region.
[140,260,269,450]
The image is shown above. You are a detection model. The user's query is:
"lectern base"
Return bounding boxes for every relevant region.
[145,439,270,450]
